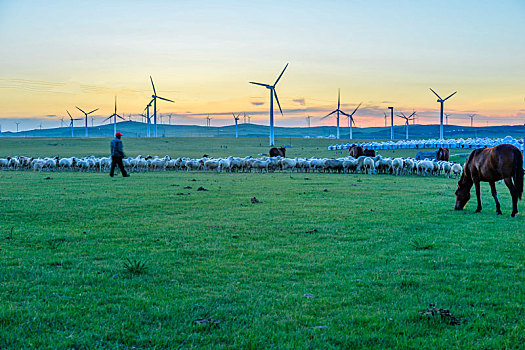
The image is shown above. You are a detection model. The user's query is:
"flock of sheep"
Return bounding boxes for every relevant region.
[0,154,463,178]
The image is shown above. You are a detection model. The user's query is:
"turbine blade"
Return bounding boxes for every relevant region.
[150,76,156,95]
[273,90,283,115]
[352,118,357,127]
[249,82,270,88]
[117,115,125,120]
[320,110,337,120]
[350,102,362,116]
[156,96,174,103]
[339,110,350,117]
[103,116,112,122]
[409,111,416,118]
[274,63,289,86]
[337,89,340,109]
[444,91,457,101]
[88,108,99,115]
[429,88,442,100]
[67,110,72,119]
[76,106,86,114]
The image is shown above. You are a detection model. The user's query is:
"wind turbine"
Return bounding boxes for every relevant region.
[75,106,99,137]
[103,96,125,135]
[60,117,64,128]
[206,115,212,127]
[384,112,387,127]
[445,113,451,125]
[306,116,312,128]
[66,110,82,137]
[149,76,174,137]
[345,103,362,140]
[144,99,154,137]
[321,89,361,140]
[16,122,20,133]
[249,63,288,146]
[397,111,416,139]
[232,113,240,138]
[469,114,476,127]
[429,88,457,139]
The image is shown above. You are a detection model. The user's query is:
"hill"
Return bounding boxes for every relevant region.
[1,121,524,140]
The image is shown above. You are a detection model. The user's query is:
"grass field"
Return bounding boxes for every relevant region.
[1,138,523,348]
[0,137,471,162]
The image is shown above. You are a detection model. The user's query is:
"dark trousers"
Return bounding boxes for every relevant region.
[110,156,128,176]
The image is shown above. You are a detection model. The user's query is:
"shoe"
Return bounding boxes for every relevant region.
[123,174,130,177]
[109,174,114,177]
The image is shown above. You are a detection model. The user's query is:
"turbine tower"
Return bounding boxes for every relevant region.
[388,107,394,139]
[103,96,125,135]
[206,115,212,127]
[66,110,82,137]
[429,88,457,139]
[249,63,288,146]
[233,113,240,138]
[149,76,174,137]
[75,106,99,137]
[397,111,416,139]
[306,116,311,128]
[321,89,360,139]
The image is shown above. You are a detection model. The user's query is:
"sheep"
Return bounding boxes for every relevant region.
[451,163,463,178]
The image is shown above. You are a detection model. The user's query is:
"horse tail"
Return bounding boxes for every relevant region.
[513,148,523,200]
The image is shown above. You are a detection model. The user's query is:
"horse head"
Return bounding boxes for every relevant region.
[454,173,472,210]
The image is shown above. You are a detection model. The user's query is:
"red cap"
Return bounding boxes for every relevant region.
[116,132,123,137]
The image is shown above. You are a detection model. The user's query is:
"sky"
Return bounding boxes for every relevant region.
[0,0,524,132]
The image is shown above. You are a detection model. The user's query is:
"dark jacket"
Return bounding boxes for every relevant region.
[111,138,124,157]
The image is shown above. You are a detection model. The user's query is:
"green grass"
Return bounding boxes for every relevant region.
[1,168,524,348]
[0,136,470,161]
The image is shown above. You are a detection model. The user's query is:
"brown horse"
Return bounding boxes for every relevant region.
[269,147,286,157]
[455,144,523,217]
[349,145,364,158]
[436,147,450,161]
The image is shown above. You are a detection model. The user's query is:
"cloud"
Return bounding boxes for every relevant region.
[251,102,264,106]
[293,98,306,106]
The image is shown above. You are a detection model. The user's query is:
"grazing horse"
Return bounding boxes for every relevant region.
[349,145,364,158]
[363,148,375,157]
[436,148,450,161]
[455,144,523,217]
[269,147,286,157]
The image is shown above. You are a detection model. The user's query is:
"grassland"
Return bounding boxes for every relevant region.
[0,136,471,162]
[0,138,523,349]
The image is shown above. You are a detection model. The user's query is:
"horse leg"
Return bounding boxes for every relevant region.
[489,181,502,215]
[474,181,482,213]
[503,177,519,217]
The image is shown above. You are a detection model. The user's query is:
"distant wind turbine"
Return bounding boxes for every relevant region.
[75,106,99,137]
[149,76,174,137]
[321,89,361,140]
[16,122,20,133]
[206,115,212,127]
[144,99,154,137]
[233,113,240,138]
[429,88,457,139]
[60,117,64,128]
[306,115,312,128]
[469,114,476,127]
[384,112,387,127]
[103,96,125,135]
[445,113,451,125]
[67,110,82,137]
[249,63,288,146]
[397,111,416,139]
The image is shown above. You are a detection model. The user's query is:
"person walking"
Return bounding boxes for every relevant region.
[110,132,130,177]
